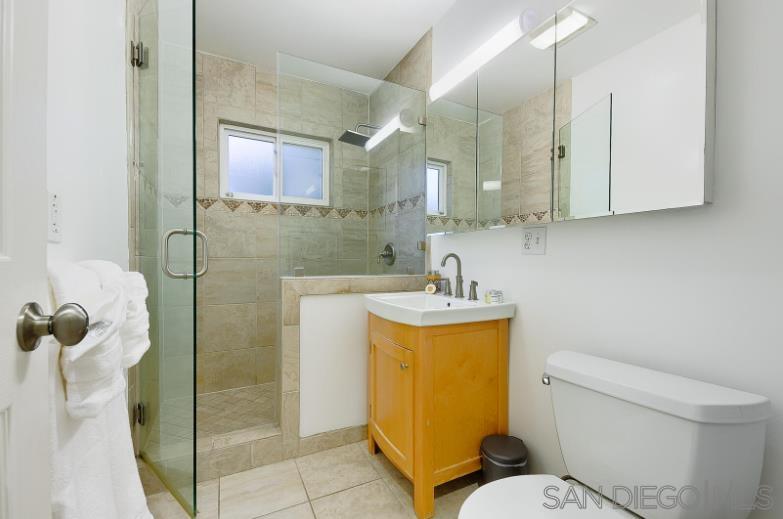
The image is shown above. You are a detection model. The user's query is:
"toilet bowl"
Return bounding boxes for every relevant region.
[460,475,632,518]
[459,351,770,519]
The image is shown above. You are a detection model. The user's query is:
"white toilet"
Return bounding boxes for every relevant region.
[459,351,770,519]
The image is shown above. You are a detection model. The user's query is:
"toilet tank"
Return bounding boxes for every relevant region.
[545,352,770,519]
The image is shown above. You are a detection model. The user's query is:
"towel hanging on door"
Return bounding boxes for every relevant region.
[48,260,153,519]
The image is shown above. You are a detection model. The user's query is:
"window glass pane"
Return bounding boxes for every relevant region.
[228,135,275,196]
[282,143,324,200]
[426,166,441,214]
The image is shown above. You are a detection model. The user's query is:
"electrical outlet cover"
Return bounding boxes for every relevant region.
[48,192,62,243]
[522,227,546,255]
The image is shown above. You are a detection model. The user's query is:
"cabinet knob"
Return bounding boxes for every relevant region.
[400,362,409,370]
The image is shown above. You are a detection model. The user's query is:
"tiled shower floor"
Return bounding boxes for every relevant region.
[141,383,278,490]
[197,383,277,438]
[144,441,479,518]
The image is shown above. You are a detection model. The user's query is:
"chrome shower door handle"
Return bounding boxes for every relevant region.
[162,228,209,279]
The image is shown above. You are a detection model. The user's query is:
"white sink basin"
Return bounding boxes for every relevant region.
[365,292,515,327]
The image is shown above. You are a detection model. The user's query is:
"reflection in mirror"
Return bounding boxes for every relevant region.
[476,3,560,229]
[425,75,478,235]
[557,94,612,219]
[275,53,427,275]
[477,110,503,226]
[554,0,711,219]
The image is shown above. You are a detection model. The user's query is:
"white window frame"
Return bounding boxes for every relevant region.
[219,124,278,202]
[426,159,448,216]
[219,123,330,206]
[279,133,330,206]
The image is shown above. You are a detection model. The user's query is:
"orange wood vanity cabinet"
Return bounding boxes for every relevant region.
[367,313,509,519]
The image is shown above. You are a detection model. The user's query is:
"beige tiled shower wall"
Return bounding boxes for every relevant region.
[367,32,431,275]
[196,52,280,396]
[501,80,572,221]
[195,52,376,396]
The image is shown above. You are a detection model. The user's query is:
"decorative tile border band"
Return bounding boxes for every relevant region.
[479,210,552,229]
[196,196,551,228]
[197,192,428,220]
[425,210,552,231]
[197,197,369,220]
[368,193,425,217]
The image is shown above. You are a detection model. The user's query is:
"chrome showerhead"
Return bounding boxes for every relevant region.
[338,123,380,148]
[338,130,371,147]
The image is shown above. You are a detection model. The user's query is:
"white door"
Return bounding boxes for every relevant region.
[0,0,52,518]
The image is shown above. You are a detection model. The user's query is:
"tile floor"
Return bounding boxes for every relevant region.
[146,441,478,519]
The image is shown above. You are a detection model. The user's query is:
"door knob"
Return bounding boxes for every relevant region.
[16,302,90,352]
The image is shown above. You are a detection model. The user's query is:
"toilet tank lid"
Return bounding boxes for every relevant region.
[545,351,771,424]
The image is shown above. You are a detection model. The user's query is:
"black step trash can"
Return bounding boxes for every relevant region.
[480,434,528,484]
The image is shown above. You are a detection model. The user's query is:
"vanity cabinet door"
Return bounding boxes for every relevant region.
[370,335,415,477]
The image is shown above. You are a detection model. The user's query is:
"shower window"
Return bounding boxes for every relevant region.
[280,135,329,205]
[426,160,448,216]
[219,123,330,205]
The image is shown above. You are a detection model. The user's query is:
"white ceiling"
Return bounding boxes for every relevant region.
[196,0,456,78]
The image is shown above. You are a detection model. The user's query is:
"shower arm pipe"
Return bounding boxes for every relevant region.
[355,123,381,133]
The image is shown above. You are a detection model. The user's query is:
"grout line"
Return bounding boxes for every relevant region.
[380,477,414,515]
[308,477,383,505]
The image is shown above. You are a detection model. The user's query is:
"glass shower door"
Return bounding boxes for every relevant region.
[133,0,196,514]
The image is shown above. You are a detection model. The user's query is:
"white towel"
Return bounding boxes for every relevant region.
[80,260,151,369]
[48,260,153,519]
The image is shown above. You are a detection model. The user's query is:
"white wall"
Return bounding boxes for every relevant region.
[47,0,129,268]
[430,1,782,515]
[300,294,369,437]
[571,14,707,214]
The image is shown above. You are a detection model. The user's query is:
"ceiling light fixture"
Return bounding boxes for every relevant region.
[528,7,596,50]
[365,114,401,151]
[429,9,539,102]
[365,109,417,151]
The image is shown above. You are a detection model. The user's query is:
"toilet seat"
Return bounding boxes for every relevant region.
[458,475,634,518]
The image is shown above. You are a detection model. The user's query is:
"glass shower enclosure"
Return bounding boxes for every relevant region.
[131,0,197,514]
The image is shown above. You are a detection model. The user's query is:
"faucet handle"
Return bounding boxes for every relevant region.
[468,280,479,301]
[443,278,452,296]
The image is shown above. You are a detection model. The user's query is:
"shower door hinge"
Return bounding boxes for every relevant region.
[130,41,146,68]
[133,402,147,426]
[557,144,567,159]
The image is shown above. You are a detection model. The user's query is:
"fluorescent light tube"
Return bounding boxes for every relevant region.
[529,8,596,50]
[429,10,539,102]
[365,115,401,151]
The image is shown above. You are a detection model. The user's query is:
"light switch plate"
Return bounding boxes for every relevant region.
[522,227,546,255]
[48,192,62,243]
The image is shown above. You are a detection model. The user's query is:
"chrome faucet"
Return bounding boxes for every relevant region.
[440,253,464,298]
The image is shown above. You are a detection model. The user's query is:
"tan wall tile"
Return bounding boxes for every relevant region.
[197,303,258,353]
[281,391,300,458]
[200,258,257,305]
[258,301,280,346]
[251,434,284,467]
[197,443,252,482]
[197,349,258,393]
[256,345,276,384]
[205,211,256,258]
[281,325,300,393]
